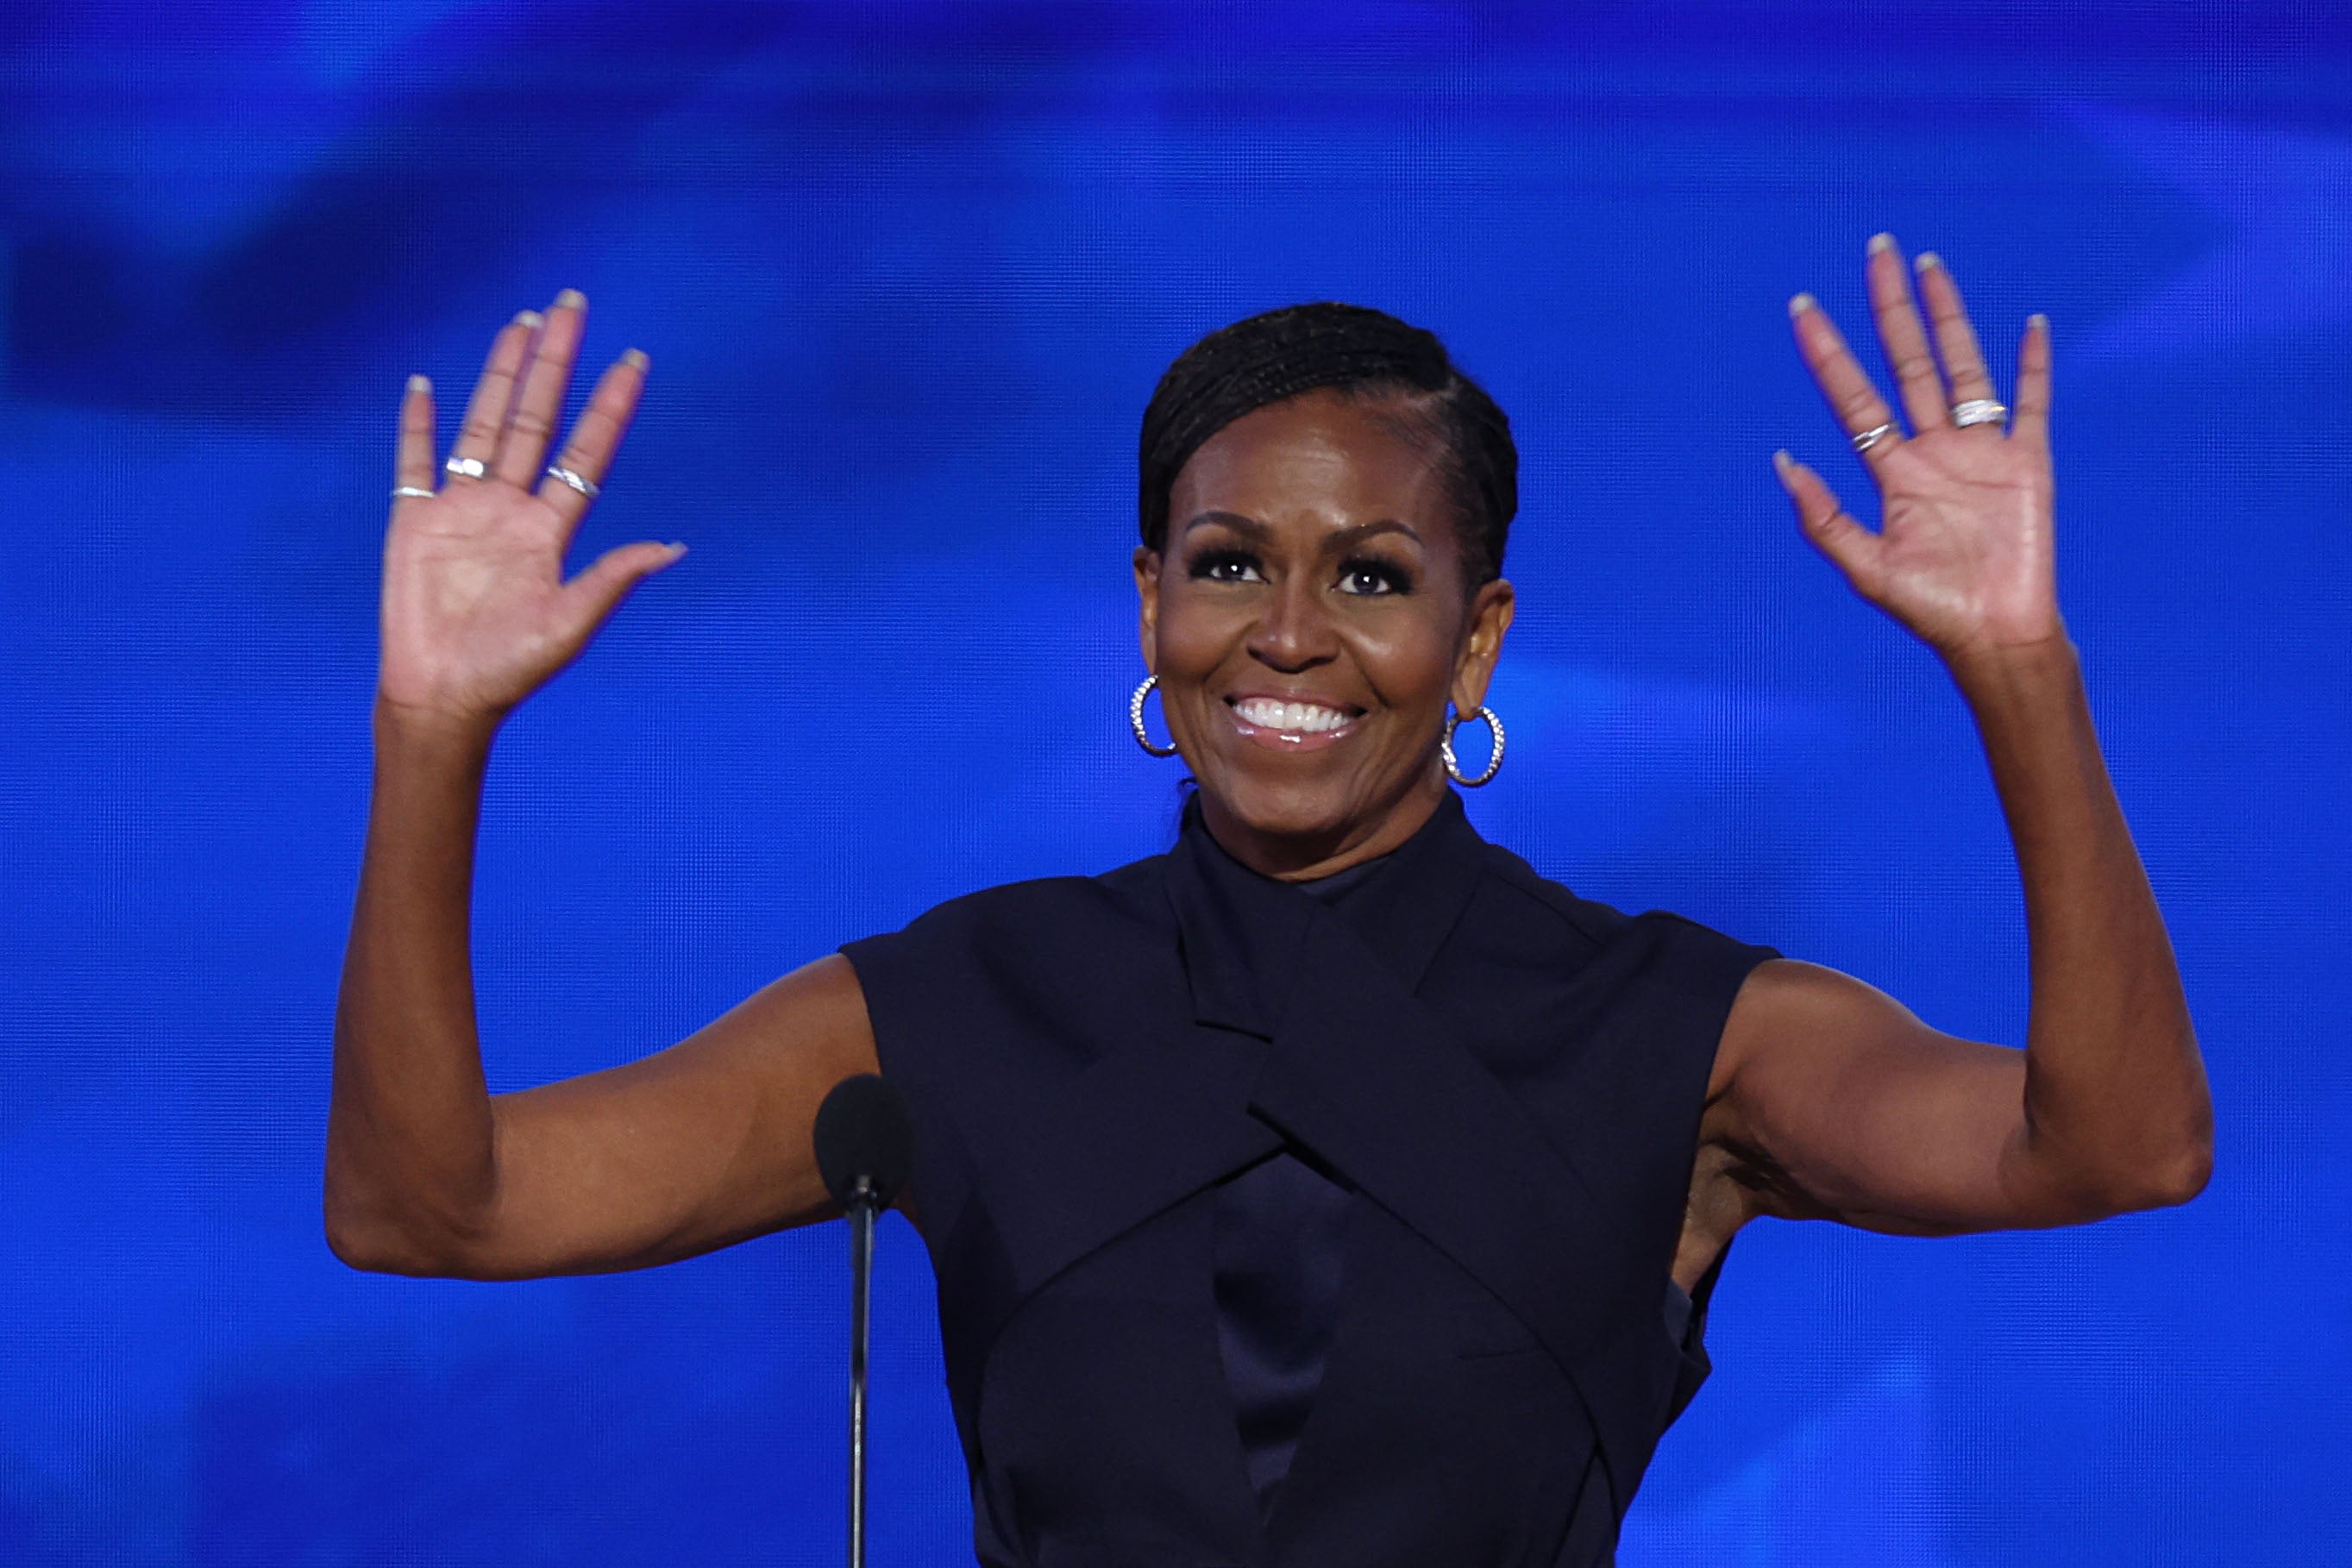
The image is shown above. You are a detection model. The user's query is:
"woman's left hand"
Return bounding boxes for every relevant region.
[1775,235,2059,660]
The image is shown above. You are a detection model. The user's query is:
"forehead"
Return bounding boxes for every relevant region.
[1169,390,1453,533]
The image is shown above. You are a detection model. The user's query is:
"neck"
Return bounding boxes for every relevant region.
[1195,770,1450,882]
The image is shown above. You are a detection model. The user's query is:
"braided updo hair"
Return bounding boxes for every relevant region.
[1138,303,1518,590]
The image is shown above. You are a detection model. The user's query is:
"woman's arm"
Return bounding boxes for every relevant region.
[326,294,877,1280]
[1696,239,2211,1242]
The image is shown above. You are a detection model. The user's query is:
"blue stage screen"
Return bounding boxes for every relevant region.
[2,3,2347,1562]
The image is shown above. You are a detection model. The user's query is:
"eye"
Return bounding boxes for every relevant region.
[1337,557,1414,597]
[1189,548,1265,584]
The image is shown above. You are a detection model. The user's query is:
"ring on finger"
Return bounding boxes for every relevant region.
[1951,399,2008,429]
[1851,421,1900,454]
[443,455,489,480]
[392,486,436,500]
[543,464,600,500]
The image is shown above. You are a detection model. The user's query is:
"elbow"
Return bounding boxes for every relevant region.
[2132,1092,2217,1210]
[2070,1134,2213,1219]
[323,1191,433,1275]
[2137,1138,2213,1210]
[323,1206,399,1274]
[2025,1057,2214,1220]
[322,1177,491,1278]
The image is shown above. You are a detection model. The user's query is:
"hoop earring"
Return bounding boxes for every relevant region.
[1441,703,1505,787]
[1130,675,1180,757]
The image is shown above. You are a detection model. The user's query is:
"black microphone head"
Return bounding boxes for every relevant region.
[812,1074,915,1209]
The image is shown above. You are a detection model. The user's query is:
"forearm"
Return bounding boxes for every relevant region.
[1950,637,2211,1213]
[325,700,505,1271]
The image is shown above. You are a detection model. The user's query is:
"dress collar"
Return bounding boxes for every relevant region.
[1163,789,1489,1038]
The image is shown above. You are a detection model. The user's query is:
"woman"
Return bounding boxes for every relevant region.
[328,241,2211,1565]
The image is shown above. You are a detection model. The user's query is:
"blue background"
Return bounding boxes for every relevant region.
[3,3,2348,1562]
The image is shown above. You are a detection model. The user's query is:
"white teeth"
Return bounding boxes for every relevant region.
[1234,698,1352,734]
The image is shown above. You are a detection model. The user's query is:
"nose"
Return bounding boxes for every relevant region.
[1245,573,1339,674]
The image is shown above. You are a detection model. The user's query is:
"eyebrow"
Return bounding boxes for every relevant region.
[1178,511,1425,550]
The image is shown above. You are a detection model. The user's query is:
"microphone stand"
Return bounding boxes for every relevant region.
[815,1071,910,1568]
[845,1173,878,1568]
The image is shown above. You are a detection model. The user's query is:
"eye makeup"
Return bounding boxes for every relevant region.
[1182,546,1417,598]
[1337,555,1415,596]
[1186,546,1264,583]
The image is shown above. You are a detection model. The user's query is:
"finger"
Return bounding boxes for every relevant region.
[1788,294,1904,466]
[555,539,687,647]
[395,374,436,498]
[1864,233,1951,433]
[494,288,587,486]
[2011,314,2052,450]
[1774,450,1881,591]
[448,310,542,473]
[536,348,649,534]
[1912,253,1998,414]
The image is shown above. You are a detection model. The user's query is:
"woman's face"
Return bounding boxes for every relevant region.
[1135,389,1515,878]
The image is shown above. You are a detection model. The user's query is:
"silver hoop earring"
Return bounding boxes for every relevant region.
[1130,675,1179,757]
[1441,704,1505,787]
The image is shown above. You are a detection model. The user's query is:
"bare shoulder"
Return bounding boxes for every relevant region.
[711,950,878,1063]
[1704,957,1928,1101]
[548,951,881,1164]
[1691,956,2043,1238]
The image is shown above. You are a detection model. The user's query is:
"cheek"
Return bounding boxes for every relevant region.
[1150,581,1241,674]
[1351,613,1463,706]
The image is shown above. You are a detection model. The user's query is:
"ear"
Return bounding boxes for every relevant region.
[1449,578,1516,714]
[1132,546,1163,674]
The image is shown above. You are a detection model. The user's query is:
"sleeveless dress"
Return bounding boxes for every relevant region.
[842,791,1774,1567]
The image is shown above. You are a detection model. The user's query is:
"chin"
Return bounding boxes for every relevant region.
[1197,764,1377,849]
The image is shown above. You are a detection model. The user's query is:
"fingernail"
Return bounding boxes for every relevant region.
[406,373,430,395]
[1772,448,1796,480]
[554,288,586,310]
[668,542,688,557]
[1787,292,1817,318]
[621,348,649,370]
[514,310,544,329]
[1866,232,1897,255]
[2028,311,2049,332]
[1914,250,1943,273]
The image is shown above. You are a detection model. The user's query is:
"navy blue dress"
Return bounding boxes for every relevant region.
[842,791,1773,1567]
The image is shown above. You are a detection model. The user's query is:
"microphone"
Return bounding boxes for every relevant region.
[812,1074,914,1568]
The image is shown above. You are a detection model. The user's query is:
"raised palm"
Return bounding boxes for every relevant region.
[1777,237,2059,657]
[380,292,681,725]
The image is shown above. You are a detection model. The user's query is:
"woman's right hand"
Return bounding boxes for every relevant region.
[338,292,884,1283]
[379,290,683,728]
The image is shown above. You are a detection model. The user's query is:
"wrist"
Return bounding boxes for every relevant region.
[373,692,503,760]
[1938,633,2087,731]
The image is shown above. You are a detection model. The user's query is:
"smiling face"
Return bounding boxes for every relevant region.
[1134,389,1515,879]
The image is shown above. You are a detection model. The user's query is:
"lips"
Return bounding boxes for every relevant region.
[1225,693,1363,752]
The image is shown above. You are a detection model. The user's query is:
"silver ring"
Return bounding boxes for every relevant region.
[544,465,599,501]
[443,455,488,480]
[392,486,436,500]
[1850,421,1899,454]
[1951,398,2008,429]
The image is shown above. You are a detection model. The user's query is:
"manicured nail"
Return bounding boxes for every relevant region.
[514,310,544,329]
[1866,232,1897,255]
[554,288,586,310]
[1914,250,1943,273]
[406,373,430,395]
[621,348,649,370]
[1787,292,1817,318]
